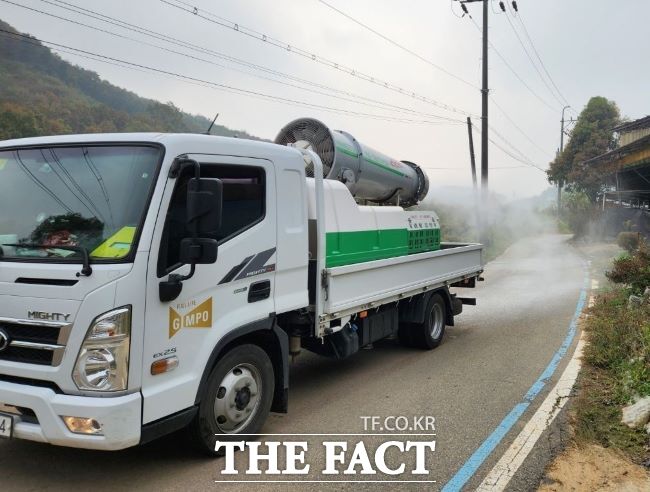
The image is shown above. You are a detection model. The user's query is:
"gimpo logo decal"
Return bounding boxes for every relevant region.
[168,297,213,338]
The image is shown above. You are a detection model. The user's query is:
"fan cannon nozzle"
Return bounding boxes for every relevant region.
[275,118,429,207]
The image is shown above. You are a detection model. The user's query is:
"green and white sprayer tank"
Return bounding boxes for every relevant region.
[275,118,440,267]
[275,118,429,207]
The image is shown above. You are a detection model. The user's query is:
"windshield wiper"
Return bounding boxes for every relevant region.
[4,243,93,277]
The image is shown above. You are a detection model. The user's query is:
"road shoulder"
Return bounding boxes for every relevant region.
[535,240,650,491]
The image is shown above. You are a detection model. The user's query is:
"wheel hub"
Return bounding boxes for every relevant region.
[213,363,261,433]
[235,386,251,410]
[430,303,444,339]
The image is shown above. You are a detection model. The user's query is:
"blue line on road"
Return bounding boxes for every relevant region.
[441,264,590,492]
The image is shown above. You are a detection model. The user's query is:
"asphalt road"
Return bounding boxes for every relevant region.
[1,234,586,491]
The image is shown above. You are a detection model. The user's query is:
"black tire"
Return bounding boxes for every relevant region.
[189,344,274,456]
[411,294,447,350]
[398,322,415,347]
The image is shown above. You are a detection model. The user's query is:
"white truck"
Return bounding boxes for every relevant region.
[0,118,483,453]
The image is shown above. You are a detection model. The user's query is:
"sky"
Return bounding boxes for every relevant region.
[2,0,649,199]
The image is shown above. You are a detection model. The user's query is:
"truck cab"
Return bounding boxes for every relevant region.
[0,133,307,450]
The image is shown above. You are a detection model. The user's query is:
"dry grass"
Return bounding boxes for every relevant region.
[575,289,650,464]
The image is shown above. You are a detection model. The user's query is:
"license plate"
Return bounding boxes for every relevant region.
[0,413,13,439]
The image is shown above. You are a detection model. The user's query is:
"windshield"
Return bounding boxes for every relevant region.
[0,145,161,262]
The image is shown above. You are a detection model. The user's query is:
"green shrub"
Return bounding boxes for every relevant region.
[606,243,650,294]
[617,231,641,252]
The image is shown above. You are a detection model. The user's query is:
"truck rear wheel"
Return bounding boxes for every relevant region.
[190,344,274,455]
[400,294,446,350]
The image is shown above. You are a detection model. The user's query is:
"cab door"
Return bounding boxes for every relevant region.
[141,154,277,424]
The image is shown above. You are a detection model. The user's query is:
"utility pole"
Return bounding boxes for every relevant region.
[555,147,561,217]
[557,105,570,214]
[480,0,488,214]
[560,106,570,153]
[467,117,478,191]
[456,0,489,242]
[467,116,481,234]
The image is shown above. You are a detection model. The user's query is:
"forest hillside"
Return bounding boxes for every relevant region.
[0,20,258,140]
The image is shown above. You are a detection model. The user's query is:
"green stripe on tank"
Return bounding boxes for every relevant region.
[326,228,440,267]
[334,145,407,178]
[335,145,358,158]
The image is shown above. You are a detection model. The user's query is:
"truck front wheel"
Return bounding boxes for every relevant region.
[190,344,275,455]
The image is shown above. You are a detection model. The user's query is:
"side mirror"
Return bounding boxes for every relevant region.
[179,237,217,264]
[159,173,223,303]
[187,177,223,236]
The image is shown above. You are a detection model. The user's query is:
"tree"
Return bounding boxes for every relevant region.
[547,96,620,201]
[562,190,593,237]
[0,102,39,139]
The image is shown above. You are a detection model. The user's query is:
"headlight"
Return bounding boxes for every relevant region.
[72,307,131,392]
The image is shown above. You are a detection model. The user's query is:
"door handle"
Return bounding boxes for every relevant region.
[248,280,271,303]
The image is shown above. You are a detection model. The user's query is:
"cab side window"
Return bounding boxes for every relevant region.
[158,164,265,276]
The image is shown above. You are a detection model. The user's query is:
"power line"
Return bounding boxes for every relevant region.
[450,0,465,18]
[311,0,551,179]
[11,0,465,124]
[0,29,465,126]
[490,95,553,158]
[484,121,532,164]
[511,6,570,107]
[13,151,74,214]
[457,6,553,176]
[18,0,548,168]
[315,0,479,90]
[315,0,555,174]
[42,148,107,222]
[502,7,565,108]
[25,0,443,119]
[472,123,546,173]
[487,124,530,161]
[489,137,546,172]
[82,148,115,229]
[489,0,503,15]
[44,0,454,120]
[469,16,558,113]
[5,2,548,178]
[159,0,478,118]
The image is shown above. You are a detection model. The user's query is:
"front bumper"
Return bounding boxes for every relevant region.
[0,380,141,450]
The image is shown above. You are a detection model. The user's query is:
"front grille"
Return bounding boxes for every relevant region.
[1,323,60,344]
[1,346,54,365]
[0,317,71,367]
